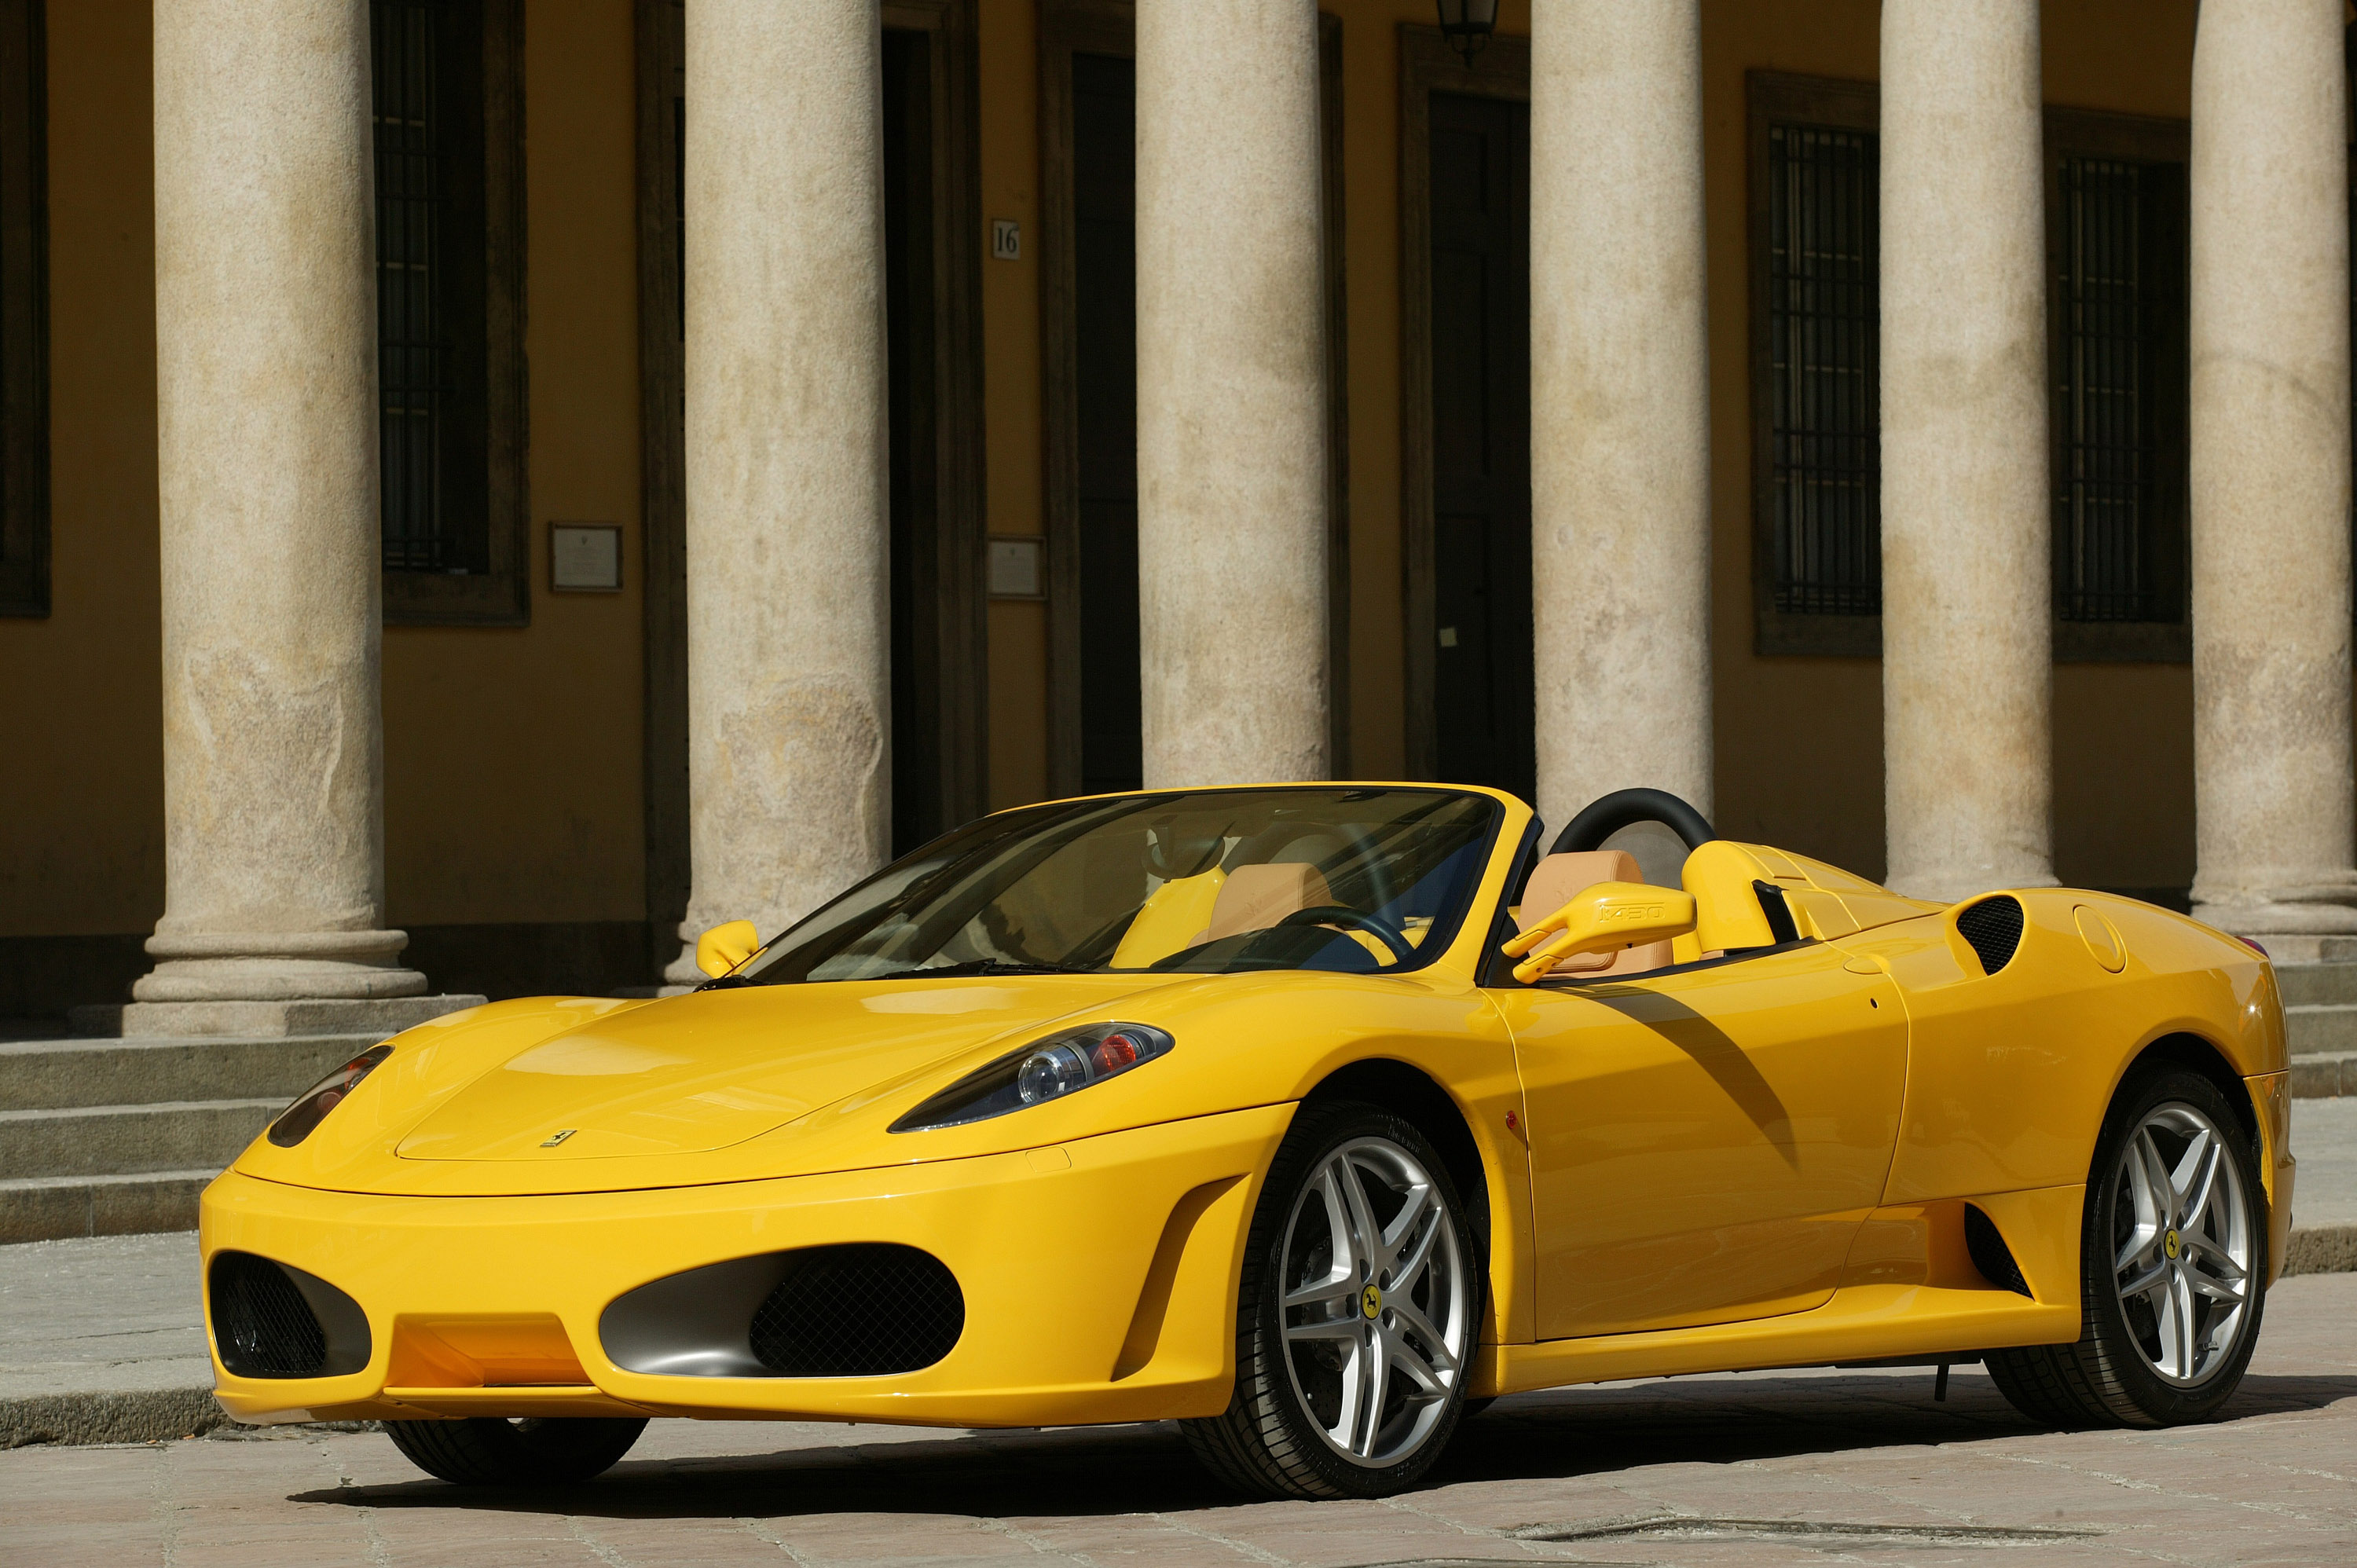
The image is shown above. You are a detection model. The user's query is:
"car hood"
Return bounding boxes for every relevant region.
[395,980,1170,1162]
[229,976,1189,1197]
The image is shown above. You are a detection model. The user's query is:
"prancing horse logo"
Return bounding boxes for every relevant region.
[1361,1283,1384,1320]
[541,1129,577,1148]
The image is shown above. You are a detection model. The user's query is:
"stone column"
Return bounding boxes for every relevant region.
[1530,0,1713,831]
[1135,0,1328,787]
[136,0,431,1022]
[2187,0,2357,955]
[1879,0,2055,903]
[665,0,890,983]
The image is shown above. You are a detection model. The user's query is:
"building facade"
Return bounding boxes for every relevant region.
[0,0,2352,1018]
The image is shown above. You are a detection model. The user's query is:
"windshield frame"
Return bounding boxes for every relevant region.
[728,784,1512,987]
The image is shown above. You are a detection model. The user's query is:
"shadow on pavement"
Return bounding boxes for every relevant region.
[283,1371,2357,1520]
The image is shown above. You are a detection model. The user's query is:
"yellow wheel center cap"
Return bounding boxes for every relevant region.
[2164,1229,2181,1260]
[1361,1283,1384,1319]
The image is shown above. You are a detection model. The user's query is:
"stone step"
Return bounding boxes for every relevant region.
[0,1100,280,1181]
[2292,1051,2356,1099]
[68,994,483,1040]
[2277,962,2357,1009]
[0,1171,215,1244]
[0,1034,380,1113]
[2287,1003,2357,1058]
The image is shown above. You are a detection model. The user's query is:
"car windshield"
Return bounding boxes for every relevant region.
[731,787,1502,985]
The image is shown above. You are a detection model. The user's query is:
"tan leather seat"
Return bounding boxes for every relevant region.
[1200,863,1334,943]
[1516,849,1674,977]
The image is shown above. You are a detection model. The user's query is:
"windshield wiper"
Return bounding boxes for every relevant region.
[869,959,1099,981]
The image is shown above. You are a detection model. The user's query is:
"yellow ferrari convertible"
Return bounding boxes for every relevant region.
[200,784,2293,1499]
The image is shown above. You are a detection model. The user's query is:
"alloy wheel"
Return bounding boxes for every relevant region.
[1277,1135,1472,1467]
[2110,1101,2253,1386]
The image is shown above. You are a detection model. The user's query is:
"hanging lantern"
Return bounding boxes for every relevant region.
[1435,0,1500,68]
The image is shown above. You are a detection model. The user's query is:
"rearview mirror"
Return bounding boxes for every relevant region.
[695,919,762,979]
[1501,881,1697,984]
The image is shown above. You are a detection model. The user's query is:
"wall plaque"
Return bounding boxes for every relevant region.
[550,523,624,592]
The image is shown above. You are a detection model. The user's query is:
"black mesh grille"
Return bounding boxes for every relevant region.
[210,1252,328,1378]
[1956,896,2025,976]
[749,1244,964,1376]
[1966,1204,2033,1296]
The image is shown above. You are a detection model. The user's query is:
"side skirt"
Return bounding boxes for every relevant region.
[1478,1184,2084,1398]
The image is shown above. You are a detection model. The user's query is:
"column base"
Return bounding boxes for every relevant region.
[69,994,489,1039]
[131,928,429,1004]
[2190,878,2357,957]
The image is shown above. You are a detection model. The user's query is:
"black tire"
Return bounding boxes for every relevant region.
[1986,1067,2267,1429]
[383,1416,648,1486]
[1183,1101,1483,1500]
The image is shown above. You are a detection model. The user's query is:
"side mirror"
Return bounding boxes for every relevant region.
[695,919,762,979]
[1501,881,1698,984]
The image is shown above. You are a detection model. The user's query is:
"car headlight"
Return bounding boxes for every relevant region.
[890,1023,1175,1133]
[266,1045,393,1148]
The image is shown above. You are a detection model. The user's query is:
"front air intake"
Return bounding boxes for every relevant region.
[208,1251,372,1379]
[750,1244,965,1376]
[1956,895,2025,976]
[602,1244,966,1379]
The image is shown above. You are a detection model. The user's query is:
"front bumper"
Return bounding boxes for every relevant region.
[202,1104,1292,1428]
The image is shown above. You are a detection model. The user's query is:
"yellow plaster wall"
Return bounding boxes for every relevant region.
[0,1,648,940]
[1328,0,1534,783]
[1702,0,2199,888]
[0,0,2222,953]
[976,0,2200,895]
[978,0,1050,811]
[383,0,647,927]
[0,0,159,937]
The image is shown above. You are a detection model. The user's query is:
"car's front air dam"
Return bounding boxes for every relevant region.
[200,1103,1293,1429]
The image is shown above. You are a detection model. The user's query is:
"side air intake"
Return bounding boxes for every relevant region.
[1956,895,2025,976]
[1964,1205,2033,1297]
[208,1251,373,1379]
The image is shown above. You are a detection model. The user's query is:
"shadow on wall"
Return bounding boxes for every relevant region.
[0,922,660,1019]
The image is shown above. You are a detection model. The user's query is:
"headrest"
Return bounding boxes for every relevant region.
[1518,850,1642,933]
[1204,863,1334,941]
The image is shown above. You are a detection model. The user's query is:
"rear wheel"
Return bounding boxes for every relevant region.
[1987,1068,2266,1428]
[383,1416,647,1486]
[1183,1102,1480,1499]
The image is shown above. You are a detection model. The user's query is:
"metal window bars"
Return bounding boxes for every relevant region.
[372,0,455,573]
[2055,156,2178,624]
[1768,124,1880,617]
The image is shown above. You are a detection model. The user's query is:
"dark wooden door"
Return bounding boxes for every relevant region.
[1070,53,1142,797]
[1427,93,1533,804]
[883,26,944,852]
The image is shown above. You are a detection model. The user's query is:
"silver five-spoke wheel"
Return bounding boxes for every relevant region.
[1183,1103,1483,1498]
[2111,1102,2252,1386]
[1277,1137,1472,1467]
[1985,1066,2267,1430]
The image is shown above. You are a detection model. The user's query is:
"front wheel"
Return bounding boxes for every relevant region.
[1183,1102,1482,1499]
[1986,1068,2267,1428]
[384,1416,648,1486]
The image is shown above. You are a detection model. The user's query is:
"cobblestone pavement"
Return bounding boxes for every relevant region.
[2,1273,2350,1568]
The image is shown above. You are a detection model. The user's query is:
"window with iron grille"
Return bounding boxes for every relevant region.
[372,0,527,625]
[1766,122,1879,618]
[2052,154,2186,627]
[1749,75,1879,657]
[0,0,46,620]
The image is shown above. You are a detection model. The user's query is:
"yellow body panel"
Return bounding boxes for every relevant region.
[1494,939,1908,1338]
[199,782,2293,1428]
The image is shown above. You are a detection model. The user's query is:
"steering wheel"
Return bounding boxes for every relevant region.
[1274,905,1417,965]
[1551,787,1717,855]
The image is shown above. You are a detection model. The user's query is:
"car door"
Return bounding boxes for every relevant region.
[1489,939,1908,1339]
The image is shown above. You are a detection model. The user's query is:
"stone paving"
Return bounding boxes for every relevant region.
[2,1269,2352,1566]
